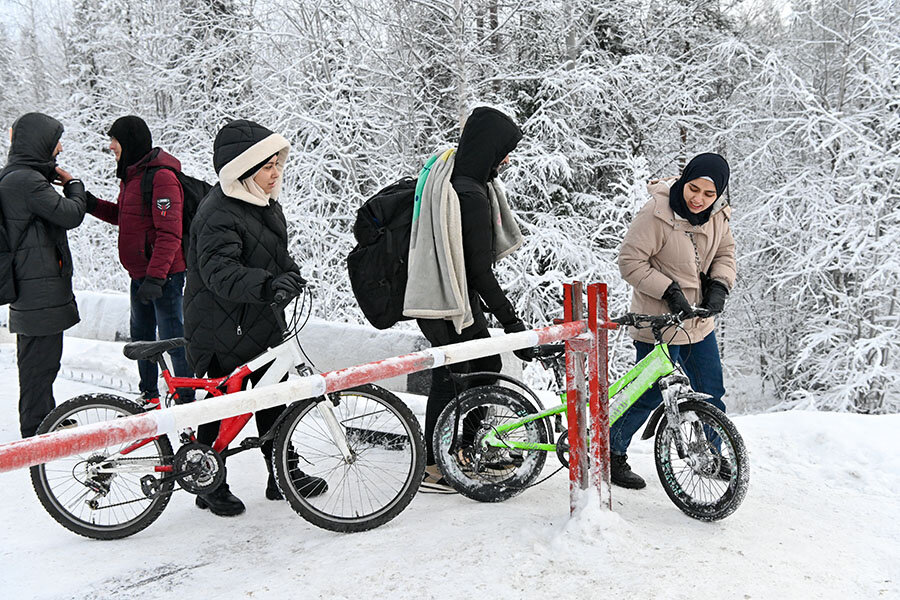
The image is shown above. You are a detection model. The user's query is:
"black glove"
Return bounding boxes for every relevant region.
[62,178,84,197]
[136,276,165,304]
[269,272,307,299]
[500,317,538,362]
[84,191,99,213]
[700,280,729,315]
[661,281,692,316]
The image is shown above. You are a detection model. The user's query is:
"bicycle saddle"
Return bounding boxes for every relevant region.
[123,337,187,361]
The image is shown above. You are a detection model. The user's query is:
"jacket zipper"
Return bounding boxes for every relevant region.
[236,305,247,336]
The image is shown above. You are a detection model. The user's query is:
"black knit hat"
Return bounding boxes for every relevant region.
[108,115,152,180]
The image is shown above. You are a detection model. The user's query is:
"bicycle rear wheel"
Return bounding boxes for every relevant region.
[654,400,749,521]
[272,384,424,532]
[30,394,174,539]
[433,385,548,503]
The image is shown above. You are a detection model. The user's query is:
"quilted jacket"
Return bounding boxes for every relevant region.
[183,120,297,376]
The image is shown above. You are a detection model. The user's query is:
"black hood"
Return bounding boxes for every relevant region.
[6,112,63,180]
[108,115,153,180]
[213,119,277,174]
[669,153,730,226]
[453,107,523,184]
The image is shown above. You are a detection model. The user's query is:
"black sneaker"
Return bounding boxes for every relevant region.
[196,483,246,516]
[610,453,646,489]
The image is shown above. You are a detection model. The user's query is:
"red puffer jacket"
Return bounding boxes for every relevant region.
[91,148,186,279]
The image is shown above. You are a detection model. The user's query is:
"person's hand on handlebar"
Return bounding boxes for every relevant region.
[661,281,693,316]
[269,272,307,302]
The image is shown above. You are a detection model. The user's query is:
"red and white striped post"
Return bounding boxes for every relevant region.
[564,282,614,513]
[564,281,589,512]
[588,282,614,510]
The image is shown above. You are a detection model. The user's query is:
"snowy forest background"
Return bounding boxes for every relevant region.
[0,0,897,414]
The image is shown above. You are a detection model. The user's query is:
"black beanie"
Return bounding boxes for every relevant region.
[108,116,152,180]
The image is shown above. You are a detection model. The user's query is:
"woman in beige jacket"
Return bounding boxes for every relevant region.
[611,153,736,489]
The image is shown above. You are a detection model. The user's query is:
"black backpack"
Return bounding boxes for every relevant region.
[347,177,417,329]
[0,201,16,305]
[0,166,28,305]
[141,166,212,258]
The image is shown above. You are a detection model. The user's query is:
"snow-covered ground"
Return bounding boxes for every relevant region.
[0,337,898,599]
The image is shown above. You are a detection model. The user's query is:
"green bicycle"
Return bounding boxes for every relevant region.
[433,311,749,521]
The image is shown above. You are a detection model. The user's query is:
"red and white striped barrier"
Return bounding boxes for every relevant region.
[0,321,588,474]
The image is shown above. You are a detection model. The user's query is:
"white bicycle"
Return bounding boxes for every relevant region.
[31,289,426,538]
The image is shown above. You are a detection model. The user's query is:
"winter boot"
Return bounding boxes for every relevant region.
[610,453,646,489]
[196,482,246,516]
[265,472,283,500]
[268,446,328,499]
[264,446,283,501]
[287,447,328,498]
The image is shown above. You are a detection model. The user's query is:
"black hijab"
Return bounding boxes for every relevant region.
[668,153,730,226]
[108,116,152,180]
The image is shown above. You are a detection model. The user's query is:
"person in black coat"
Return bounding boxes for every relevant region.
[417,107,535,488]
[184,119,324,516]
[0,113,86,437]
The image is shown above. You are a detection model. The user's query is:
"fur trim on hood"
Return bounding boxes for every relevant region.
[213,120,291,207]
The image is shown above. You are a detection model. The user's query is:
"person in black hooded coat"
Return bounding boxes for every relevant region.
[0,112,86,437]
[184,119,325,516]
[417,107,535,489]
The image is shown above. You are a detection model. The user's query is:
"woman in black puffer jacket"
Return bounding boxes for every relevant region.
[184,119,325,516]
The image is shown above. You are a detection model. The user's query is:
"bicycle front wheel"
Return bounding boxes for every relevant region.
[433,385,549,503]
[654,400,749,521]
[272,384,425,533]
[30,394,174,539]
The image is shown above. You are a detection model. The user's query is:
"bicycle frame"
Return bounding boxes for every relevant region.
[480,343,678,452]
[115,325,352,466]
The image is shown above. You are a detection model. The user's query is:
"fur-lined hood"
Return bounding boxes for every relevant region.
[213,119,290,207]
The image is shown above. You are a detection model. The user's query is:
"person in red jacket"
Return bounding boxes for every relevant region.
[84,116,193,401]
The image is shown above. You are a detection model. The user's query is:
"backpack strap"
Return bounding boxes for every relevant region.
[140,165,181,208]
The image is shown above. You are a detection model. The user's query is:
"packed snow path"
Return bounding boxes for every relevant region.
[0,340,896,599]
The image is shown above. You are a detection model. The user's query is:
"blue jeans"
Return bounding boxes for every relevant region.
[610,330,726,456]
[130,272,193,400]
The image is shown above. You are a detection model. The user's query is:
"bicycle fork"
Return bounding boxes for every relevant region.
[316,398,355,463]
[656,374,713,464]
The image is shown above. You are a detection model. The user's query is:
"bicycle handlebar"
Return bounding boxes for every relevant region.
[611,308,714,329]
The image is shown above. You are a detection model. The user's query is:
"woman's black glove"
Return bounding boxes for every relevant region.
[700,280,729,315]
[136,276,166,304]
[501,317,539,362]
[269,272,307,299]
[661,281,693,316]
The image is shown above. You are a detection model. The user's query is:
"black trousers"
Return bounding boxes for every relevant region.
[417,318,502,465]
[196,356,285,472]
[17,332,64,438]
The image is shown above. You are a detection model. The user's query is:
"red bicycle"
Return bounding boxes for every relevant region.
[30,290,425,539]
